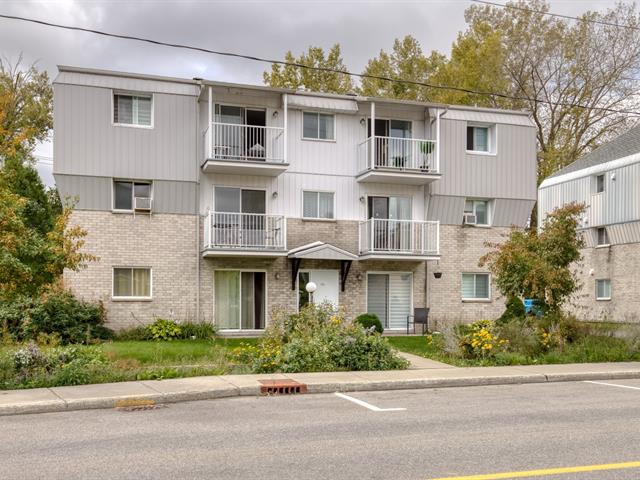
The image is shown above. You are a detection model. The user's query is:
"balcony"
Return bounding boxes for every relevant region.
[359,219,440,260]
[357,136,440,185]
[201,122,288,176]
[202,212,287,257]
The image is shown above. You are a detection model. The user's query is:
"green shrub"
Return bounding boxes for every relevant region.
[115,325,152,341]
[147,319,182,341]
[455,320,507,359]
[496,318,543,357]
[232,304,408,373]
[497,296,525,324]
[354,313,384,334]
[0,291,112,344]
[179,321,217,340]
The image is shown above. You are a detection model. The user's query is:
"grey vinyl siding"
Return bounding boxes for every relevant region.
[427,195,533,226]
[55,174,197,214]
[53,83,198,182]
[55,70,200,96]
[430,119,537,200]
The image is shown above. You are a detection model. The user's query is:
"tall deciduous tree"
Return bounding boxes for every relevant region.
[360,35,445,101]
[0,57,52,160]
[479,203,585,312]
[263,44,354,94]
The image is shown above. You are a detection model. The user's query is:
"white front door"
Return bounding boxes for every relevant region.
[298,270,339,308]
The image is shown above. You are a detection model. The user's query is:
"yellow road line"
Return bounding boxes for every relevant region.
[428,461,640,480]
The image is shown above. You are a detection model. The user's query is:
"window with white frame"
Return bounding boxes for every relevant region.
[302,112,335,140]
[596,279,611,300]
[113,180,152,211]
[595,174,605,194]
[462,273,490,300]
[466,124,494,153]
[114,93,152,126]
[303,191,334,219]
[596,227,609,246]
[113,268,151,298]
[464,199,490,226]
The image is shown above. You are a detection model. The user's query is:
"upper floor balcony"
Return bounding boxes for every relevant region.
[202,211,287,257]
[358,219,440,260]
[357,136,440,185]
[202,122,288,176]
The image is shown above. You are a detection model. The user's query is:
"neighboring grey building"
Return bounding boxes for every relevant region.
[53,65,537,332]
[538,125,640,322]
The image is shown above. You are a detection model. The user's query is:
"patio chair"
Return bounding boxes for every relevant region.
[407,307,429,335]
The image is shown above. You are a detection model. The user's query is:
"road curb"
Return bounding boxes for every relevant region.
[3,368,640,416]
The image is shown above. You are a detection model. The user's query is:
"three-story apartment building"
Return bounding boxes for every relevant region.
[53,66,537,332]
[538,125,640,322]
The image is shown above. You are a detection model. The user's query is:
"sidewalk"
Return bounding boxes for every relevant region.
[3,361,640,416]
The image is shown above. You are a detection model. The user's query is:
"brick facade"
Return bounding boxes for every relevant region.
[568,243,640,322]
[426,225,508,328]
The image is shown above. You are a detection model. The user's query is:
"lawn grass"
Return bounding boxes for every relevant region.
[386,336,438,357]
[101,337,259,366]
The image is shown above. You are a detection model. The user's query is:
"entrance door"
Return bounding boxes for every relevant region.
[298,270,340,309]
[367,273,412,329]
[214,270,265,330]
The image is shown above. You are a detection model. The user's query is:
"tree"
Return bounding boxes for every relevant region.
[0,178,94,300]
[0,57,52,160]
[263,44,354,94]
[479,203,585,312]
[360,35,445,101]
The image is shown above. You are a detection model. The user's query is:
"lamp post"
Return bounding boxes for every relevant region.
[305,281,317,305]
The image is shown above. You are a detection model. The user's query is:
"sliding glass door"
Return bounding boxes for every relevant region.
[214,105,266,160]
[214,187,266,247]
[214,271,265,330]
[367,273,412,330]
[368,196,411,251]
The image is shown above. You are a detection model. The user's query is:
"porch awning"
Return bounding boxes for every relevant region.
[287,242,358,261]
[287,94,359,114]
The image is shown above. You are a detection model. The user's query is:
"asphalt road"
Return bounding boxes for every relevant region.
[2,380,640,479]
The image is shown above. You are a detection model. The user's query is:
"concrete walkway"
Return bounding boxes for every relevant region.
[397,351,456,369]
[3,361,640,416]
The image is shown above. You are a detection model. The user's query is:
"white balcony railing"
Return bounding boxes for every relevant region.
[357,136,438,173]
[359,219,439,256]
[206,122,285,163]
[204,212,286,251]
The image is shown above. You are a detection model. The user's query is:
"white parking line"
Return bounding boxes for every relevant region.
[584,380,640,391]
[334,392,406,412]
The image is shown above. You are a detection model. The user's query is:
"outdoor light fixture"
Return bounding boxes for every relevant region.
[305,281,317,304]
[272,191,278,198]
[360,118,366,126]
[433,272,443,279]
[359,196,365,203]
[356,273,363,281]
[272,110,279,118]
[275,272,280,280]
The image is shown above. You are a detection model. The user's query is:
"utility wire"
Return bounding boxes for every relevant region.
[471,0,640,31]
[1,12,640,116]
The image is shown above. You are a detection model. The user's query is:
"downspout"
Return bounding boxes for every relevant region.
[195,81,203,322]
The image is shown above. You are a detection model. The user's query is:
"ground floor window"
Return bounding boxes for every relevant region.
[596,279,611,300]
[214,271,265,329]
[461,273,490,301]
[367,273,412,329]
[113,267,151,299]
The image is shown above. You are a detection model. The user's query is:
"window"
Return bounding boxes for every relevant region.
[303,191,334,219]
[303,112,335,140]
[467,125,493,153]
[113,181,152,211]
[596,227,609,246]
[113,268,151,298]
[113,93,152,126]
[462,273,490,301]
[464,199,490,226]
[214,271,265,329]
[595,174,605,193]
[596,279,611,300]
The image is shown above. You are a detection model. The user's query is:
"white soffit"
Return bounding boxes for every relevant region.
[288,94,359,114]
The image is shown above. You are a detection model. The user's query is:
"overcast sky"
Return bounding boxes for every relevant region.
[0,0,623,181]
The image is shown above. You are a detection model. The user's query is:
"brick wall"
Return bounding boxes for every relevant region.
[65,210,199,330]
[426,224,509,328]
[568,243,640,322]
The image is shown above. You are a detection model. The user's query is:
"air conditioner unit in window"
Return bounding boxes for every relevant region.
[463,213,477,226]
[134,196,152,212]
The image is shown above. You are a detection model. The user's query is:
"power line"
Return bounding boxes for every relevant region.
[1,12,640,116]
[471,0,640,31]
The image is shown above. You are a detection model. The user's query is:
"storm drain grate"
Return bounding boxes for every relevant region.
[258,380,307,395]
